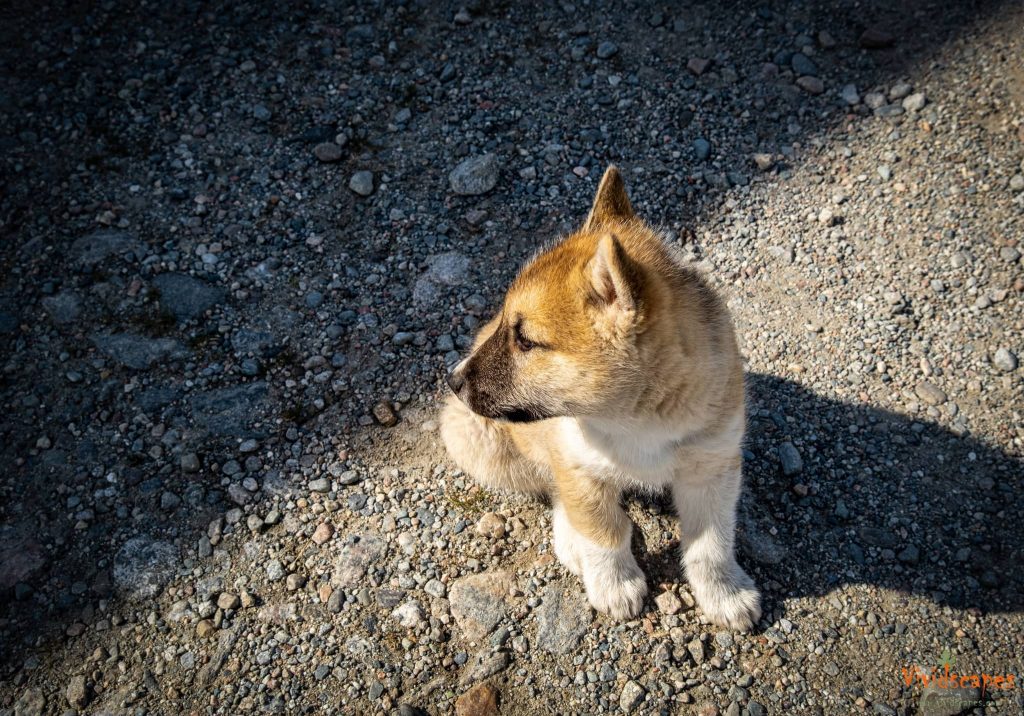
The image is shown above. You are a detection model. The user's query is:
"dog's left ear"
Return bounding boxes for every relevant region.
[587,234,642,316]
[584,165,634,230]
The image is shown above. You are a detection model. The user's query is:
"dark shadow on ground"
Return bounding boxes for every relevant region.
[639,373,1023,618]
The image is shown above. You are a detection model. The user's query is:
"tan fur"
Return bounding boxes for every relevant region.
[552,463,630,548]
[441,166,759,629]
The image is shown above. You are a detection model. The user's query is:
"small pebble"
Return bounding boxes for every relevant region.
[349,170,375,196]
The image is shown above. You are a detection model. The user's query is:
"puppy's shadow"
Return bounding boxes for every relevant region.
[641,372,1022,618]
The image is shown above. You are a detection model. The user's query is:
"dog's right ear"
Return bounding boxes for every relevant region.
[584,165,634,230]
[587,233,641,316]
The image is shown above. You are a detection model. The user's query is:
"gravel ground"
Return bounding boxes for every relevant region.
[1,1,1022,714]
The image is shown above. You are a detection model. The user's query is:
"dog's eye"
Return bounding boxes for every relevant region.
[514,322,535,352]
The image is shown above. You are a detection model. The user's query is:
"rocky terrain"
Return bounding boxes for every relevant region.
[1,0,1022,714]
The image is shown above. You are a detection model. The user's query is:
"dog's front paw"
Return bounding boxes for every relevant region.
[551,505,585,576]
[690,566,761,631]
[583,555,648,620]
[551,504,647,619]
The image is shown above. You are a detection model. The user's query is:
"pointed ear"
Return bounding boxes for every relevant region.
[584,165,634,230]
[587,234,642,314]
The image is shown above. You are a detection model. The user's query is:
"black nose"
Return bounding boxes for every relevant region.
[446,370,465,394]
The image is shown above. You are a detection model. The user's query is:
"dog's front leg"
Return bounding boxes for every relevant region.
[673,454,761,631]
[551,467,647,620]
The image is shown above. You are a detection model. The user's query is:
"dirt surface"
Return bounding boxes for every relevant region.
[0,1,1022,714]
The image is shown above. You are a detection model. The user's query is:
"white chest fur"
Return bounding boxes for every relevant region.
[558,417,680,487]
[556,410,745,489]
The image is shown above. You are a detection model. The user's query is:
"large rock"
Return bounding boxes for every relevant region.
[65,674,89,708]
[91,333,189,370]
[449,154,500,196]
[71,228,142,268]
[113,536,178,600]
[455,683,499,716]
[391,600,427,629]
[535,584,591,654]
[0,526,46,591]
[314,142,343,163]
[134,384,180,413]
[199,630,239,686]
[620,680,646,713]
[332,534,386,588]
[796,76,825,95]
[424,252,470,285]
[190,382,271,438]
[413,252,471,306]
[231,328,281,358]
[257,602,298,624]
[918,673,980,716]
[914,381,947,406]
[778,442,803,476]
[41,291,82,324]
[858,526,898,549]
[860,27,895,49]
[993,348,1018,372]
[790,52,818,77]
[13,687,45,716]
[449,571,512,642]
[738,512,788,565]
[153,273,226,322]
[460,648,511,685]
[349,170,375,196]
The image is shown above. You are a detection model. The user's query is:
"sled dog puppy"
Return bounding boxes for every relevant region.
[440,166,760,630]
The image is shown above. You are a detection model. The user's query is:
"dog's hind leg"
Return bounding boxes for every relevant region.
[440,395,547,494]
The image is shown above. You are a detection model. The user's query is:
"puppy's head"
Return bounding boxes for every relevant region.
[447,166,650,422]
